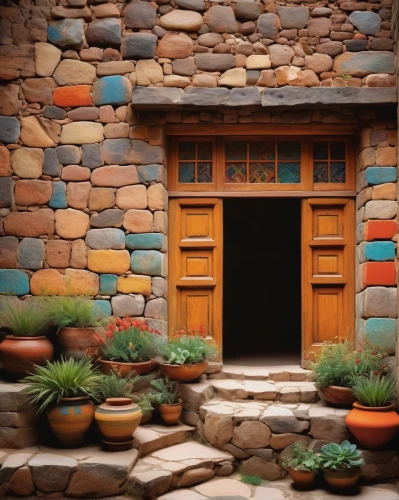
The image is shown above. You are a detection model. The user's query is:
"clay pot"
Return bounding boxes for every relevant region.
[346,402,399,449]
[95,397,142,451]
[287,468,317,487]
[322,467,361,489]
[57,327,102,359]
[319,386,356,406]
[0,336,54,380]
[47,396,95,448]
[140,411,153,425]
[159,399,183,425]
[98,358,157,377]
[158,361,208,382]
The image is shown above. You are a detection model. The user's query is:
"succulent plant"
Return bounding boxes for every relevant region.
[320,441,365,471]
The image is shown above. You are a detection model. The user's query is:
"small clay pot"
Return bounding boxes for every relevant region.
[47,396,95,448]
[0,336,54,380]
[322,467,361,489]
[57,327,102,359]
[159,399,182,425]
[287,468,317,487]
[319,385,356,406]
[98,358,157,377]
[158,361,208,382]
[346,402,399,449]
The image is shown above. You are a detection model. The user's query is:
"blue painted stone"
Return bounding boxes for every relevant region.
[0,270,29,295]
[348,11,381,36]
[43,106,66,120]
[0,117,20,144]
[43,149,60,177]
[130,250,164,277]
[92,76,132,106]
[365,318,396,354]
[48,19,85,49]
[100,274,118,295]
[49,182,67,209]
[364,241,395,261]
[365,167,396,185]
[335,51,394,77]
[126,233,166,251]
[18,238,45,270]
[56,145,81,165]
[94,299,112,319]
[137,165,165,184]
[82,144,104,169]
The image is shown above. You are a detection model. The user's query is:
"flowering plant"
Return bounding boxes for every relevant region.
[159,327,218,365]
[97,317,164,363]
[311,339,387,389]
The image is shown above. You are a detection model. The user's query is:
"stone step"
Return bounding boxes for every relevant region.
[209,364,313,382]
[133,423,196,457]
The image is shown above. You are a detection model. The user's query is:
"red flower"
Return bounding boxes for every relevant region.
[105,330,113,339]
[355,359,360,365]
[373,371,380,376]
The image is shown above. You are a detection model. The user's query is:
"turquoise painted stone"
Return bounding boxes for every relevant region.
[94,300,112,319]
[364,241,395,261]
[0,270,29,295]
[92,76,132,106]
[48,19,85,49]
[365,167,396,185]
[100,274,118,295]
[365,318,396,354]
[49,181,67,209]
[130,250,164,277]
[137,165,165,183]
[126,233,166,251]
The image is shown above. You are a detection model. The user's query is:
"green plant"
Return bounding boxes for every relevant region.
[160,333,217,365]
[311,340,387,389]
[240,475,262,486]
[0,299,50,337]
[281,442,322,472]
[22,357,103,413]
[48,296,98,328]
[101,326,162,363]
[353,374,396,407]
[149,377,180,405]
[99,372,139,401]
[320,441,365,471]
[134,394,154,416]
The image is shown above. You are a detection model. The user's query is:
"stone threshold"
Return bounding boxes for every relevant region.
[132,86,397,110]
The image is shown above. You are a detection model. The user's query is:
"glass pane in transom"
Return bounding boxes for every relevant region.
[330,162,346,183]
[313,163,328,183]
[225,141,247,161]
[225,163,246,183]
[278,163,300,183]
[198,142,213,160]
[331,142,346,160]
[249,141,275,161]
[179,142,195,160]
[278,141,301,161]
[249,163,275,183]
[198,163,212,183]
[179,162,195,183]
[313,142,328,160]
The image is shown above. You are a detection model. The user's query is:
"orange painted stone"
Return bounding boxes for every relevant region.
[361,262,396,287]
[30,268,99,295]
[87,249,130,275]
[117,274,151,295]
[364,220,397,241]
[4,209,54,237]
[53,86,92,108]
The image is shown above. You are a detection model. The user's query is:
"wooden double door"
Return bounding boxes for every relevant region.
[169,197,355,366]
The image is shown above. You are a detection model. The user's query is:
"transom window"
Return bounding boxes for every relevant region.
[170,136,354,193]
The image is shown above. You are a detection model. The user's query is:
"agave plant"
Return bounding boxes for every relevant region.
[353,374,396,407]
[99,372,138,401]
[320,441,365,471]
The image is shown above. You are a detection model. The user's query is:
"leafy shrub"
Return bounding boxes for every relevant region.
[0,299,50,337]
[353,374,396,407]
[48,296,98,328]
[149,377,180,405]
[133,393,154,416]
[160,332,217,365]
[99,372,138,401]
[320,441,365,471]
[281,442,322,472]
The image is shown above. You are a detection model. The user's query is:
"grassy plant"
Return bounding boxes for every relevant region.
[281,442,322,472]
[160,335,218,365]
[149,377,180,405]
[22,357,103,413]
[240,475,262,486]
[99,372,139,401]
[48,296,98,328]
[320,441,364,471]
[0,299,50,337]
[102,327,161,363]
[353,374,396,407]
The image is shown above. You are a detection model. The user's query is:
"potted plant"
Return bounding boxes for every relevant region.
[312,340,386,406]
[0,299,54,380]
[346,374,399,448]
[135,394,154,425]
[281,442,321,487]
[158,328,218,382]
[320,440,364,489]
[97,318,163,377]
[23,357,102,447]
[48,296,101,359]
[95,372,142,451]
[149,376,182,425]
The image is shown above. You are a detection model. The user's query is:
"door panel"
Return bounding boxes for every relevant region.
[302,198,355,366]
[169,198,222,350]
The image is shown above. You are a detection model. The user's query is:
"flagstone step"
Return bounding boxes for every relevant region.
[133,423,196,456]
[208,364,313,382]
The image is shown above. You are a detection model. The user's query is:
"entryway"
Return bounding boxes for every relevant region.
[223,198,301,362]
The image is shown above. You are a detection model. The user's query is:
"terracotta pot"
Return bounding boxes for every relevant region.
[159,399,183,425]
[319,385,356,406]
[47,396,95,448]
[346,402,399,449]
[158,361,208,382]
[140,411,153,425]
[57,327,102,359]
[95,397,142,451]
[287,468,317,486]
[98,358,157,377]
[0,336,54,380]
[322,467,361,489]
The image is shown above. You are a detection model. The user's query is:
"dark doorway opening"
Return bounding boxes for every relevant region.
[223,198,301,362]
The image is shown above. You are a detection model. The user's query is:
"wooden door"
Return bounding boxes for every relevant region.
[169,198,223,351]
[301,198,355,367]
